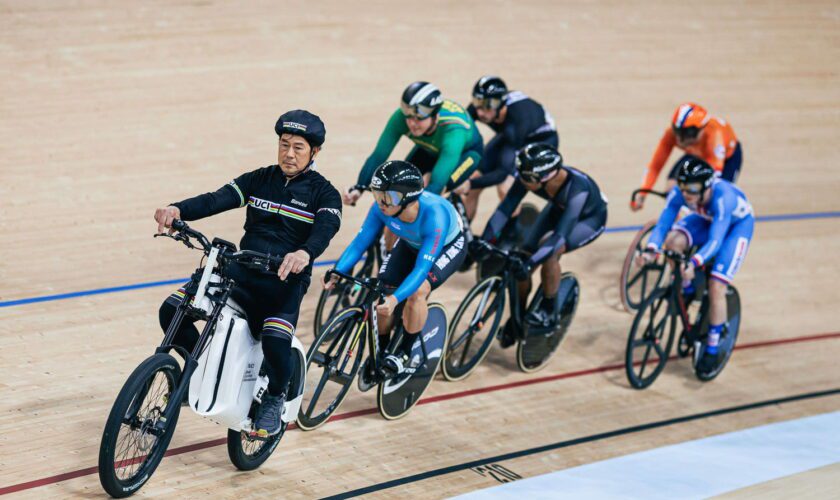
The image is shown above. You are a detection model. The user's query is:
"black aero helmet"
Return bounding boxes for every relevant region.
[472,75,508,110]
[370,160,424,208]
[400,81,443,119]
[676,155,715,194]
[516,142,563,183]
[275,109,326,147]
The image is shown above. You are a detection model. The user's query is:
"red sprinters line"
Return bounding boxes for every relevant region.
[1,331,838,496]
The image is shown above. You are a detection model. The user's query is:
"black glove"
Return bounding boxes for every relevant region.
[511,258,531,281]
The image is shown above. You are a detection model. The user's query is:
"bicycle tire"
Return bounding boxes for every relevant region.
[98,353,182,498]
[297,307,366,431]
[619,221,667,313]
[695,286,741,381]
[517,272,579,373]
[624,287,677,389]
[443,276,506,381]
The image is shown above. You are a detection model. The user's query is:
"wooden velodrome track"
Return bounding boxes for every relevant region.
[1,0,839,497]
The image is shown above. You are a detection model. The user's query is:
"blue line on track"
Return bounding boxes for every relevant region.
[1,211,837,309]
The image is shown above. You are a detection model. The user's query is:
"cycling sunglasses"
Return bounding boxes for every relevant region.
[673,125,702,141]
[400,102,435,120]
[372,189,405,207]
[471,96,503,110]
[678,182,703,196]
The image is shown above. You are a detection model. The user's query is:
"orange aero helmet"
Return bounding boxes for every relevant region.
[671,102,710,142]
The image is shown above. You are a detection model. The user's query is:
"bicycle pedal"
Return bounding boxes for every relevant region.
[247,429,272,442]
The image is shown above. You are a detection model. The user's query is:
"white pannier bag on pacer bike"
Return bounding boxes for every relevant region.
[98,220,306,498]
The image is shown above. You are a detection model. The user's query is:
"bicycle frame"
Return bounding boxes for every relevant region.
[325,270,430,378]
[659,249,710,339]
[481,244,530,335]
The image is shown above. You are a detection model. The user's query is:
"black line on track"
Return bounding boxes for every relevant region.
[320,387,840,499]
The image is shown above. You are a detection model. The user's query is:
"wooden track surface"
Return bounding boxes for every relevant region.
[1,0,838,497]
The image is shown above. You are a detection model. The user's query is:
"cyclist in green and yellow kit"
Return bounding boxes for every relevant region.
[342,81,484,205]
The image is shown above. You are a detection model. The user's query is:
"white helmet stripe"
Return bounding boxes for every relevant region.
[676,104,693,128]
[410,83,440,106]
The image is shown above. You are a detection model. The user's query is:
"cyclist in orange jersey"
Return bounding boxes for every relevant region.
[631,103,742,211]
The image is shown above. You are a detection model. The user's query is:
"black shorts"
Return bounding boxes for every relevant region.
[523,205,607,257]
[406,144,482,190]
[378,232,467,292]
[164,262,308,340]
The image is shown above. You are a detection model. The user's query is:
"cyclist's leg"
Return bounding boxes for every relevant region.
[721,142,743,183]
[399,232,467,357]
[707,217,753,325]
[258,280,308,397]
[158,285,199,352]
[668,213,709,253]
[698,216,752,364]
[520,204,563,308]
[377,239,416,348]
[532,207,606,318]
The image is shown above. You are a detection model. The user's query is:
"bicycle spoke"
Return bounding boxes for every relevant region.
[627,267,645,287]
[458,329,476,366]
[304,369,332,418]
[639,267,649,299]
[449,328,475,352]
[638,341,654,378]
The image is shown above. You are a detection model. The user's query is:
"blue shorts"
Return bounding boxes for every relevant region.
[673,213,754,284]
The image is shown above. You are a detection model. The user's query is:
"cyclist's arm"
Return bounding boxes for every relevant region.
[334,205,384,274]
[481,178,527,243]
[427,126,470,194]
[647,187,683,250]
[356,110,407,187]
[527,187,589,266]
[640,128,676,191]
[300,185,343,260]
[171,171,254,220]
[391,208,451,303]
[691,190,733,267]
[469,162,511,189]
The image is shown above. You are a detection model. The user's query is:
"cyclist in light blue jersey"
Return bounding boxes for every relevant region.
[325,161,466,376]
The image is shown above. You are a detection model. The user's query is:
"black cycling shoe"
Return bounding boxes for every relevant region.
[382,347,414,378]
[695,348,723,376]
[526,305,557,330]
[498,318,517,349]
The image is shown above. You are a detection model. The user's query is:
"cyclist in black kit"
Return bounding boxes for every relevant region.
[479,143,607,342]
[457,76,559,223]
[154,110,342,438]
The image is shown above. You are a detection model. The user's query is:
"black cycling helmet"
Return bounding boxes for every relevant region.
[471,75,508,110]
[275,109,326,148]
[370,160,424,208]
[676,155,715,195]
[400,81,444,119]
[516,142,563,183]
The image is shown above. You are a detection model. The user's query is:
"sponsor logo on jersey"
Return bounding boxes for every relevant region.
[248,196,315,223]
[290,198,308,207]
